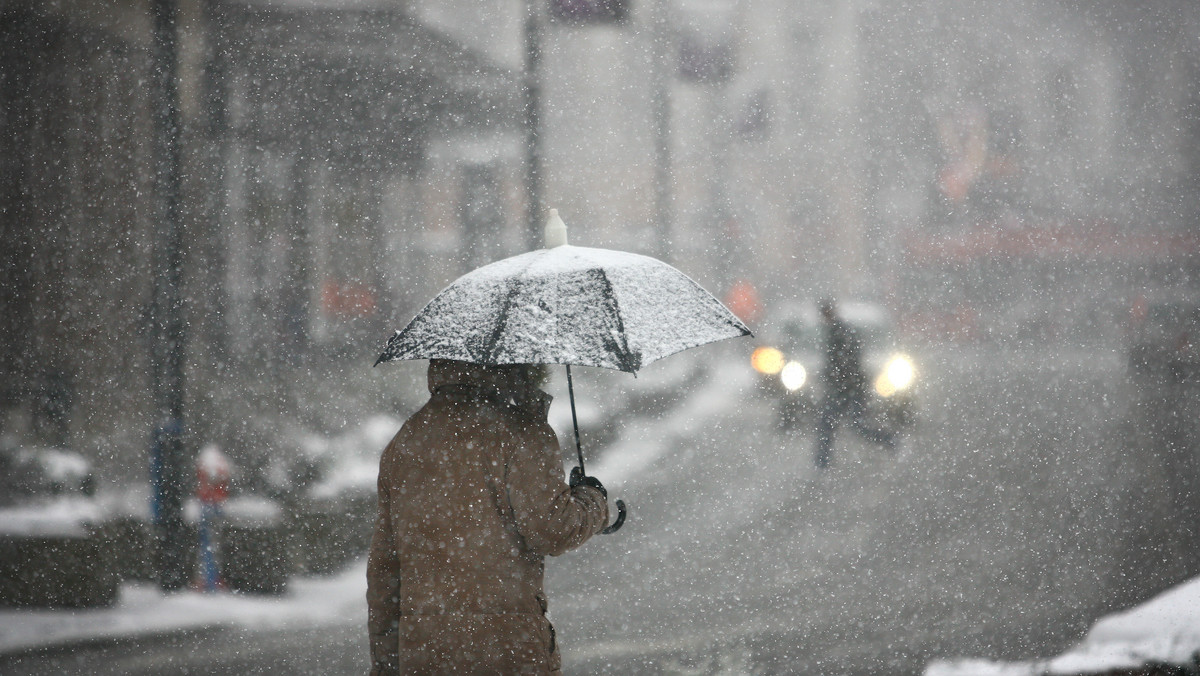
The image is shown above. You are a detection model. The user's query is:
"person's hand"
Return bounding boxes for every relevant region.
[569,466,607,498]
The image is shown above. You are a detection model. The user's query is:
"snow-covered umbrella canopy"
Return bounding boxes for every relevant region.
[375,245,751,372]
[375,215,751,372]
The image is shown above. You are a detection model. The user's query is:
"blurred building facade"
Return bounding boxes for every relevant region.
[415,0,1200,336]
[542,0,1200,339]
[0,0,522,474]
[2,0,1199,474]
[2,1,160,460]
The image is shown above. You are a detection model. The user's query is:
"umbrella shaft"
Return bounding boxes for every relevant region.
[566,365,586,474]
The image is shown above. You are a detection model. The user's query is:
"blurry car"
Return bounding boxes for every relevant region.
[0,444,118,607]
[750,301,919,433]
[1129,298,1200,385]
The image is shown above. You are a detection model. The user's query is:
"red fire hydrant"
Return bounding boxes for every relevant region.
[195,444,231,592]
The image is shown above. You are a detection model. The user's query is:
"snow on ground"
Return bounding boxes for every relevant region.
[926,576,1200,675]
[587,350,752,488]
[0,562,367,655]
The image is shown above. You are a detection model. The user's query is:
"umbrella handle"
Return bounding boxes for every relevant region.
[601,499,626,535]
[564,365,625,534]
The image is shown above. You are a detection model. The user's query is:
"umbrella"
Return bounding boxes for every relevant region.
[375,210,752,533]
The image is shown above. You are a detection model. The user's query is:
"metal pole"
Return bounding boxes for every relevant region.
[565,365,586,474]
[149,0,190,592]
[650,0,673,263]
[828,0,865,299]
[524,0,544,251]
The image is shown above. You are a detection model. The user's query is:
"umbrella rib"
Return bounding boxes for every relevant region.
[481,253,540,363]
[594,267,639,372]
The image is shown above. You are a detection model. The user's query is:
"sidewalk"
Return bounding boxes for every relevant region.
[0,561,367,656]
[0,358,708,661]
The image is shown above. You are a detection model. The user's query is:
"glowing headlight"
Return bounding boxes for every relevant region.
[875,354,916,398]
[780,361,807,391]
[751,346,785,375]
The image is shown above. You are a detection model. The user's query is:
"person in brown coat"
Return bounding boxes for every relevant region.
[367,359,610,675]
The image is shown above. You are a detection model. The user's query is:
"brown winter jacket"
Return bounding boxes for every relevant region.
[367,360,609,675]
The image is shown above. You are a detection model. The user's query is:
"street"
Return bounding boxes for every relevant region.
[554,344,1195,674]
[3,343,1195,675]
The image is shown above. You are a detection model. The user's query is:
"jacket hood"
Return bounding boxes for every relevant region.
[427,359,515,398]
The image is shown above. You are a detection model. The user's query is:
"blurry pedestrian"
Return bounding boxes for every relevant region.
[367,359,609,675]
[813,299,896,468]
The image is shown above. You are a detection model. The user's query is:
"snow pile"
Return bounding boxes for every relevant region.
[182,495,283,527]
[28,448,92,486]
[926,662,1035,676]
[295,414,400,501]
[926,576,1200,675]
[0,497,104,538]
[0,446,105,537]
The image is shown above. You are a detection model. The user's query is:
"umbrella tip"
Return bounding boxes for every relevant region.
[544,208,568,248]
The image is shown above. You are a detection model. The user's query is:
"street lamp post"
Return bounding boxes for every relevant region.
[524,0,544,251]
[149,0,191,592]
[650,0,673,263]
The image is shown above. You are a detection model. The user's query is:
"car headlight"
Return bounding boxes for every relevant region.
[780,361,807,391]
[751,346,785,375]
[875,354,916,398]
